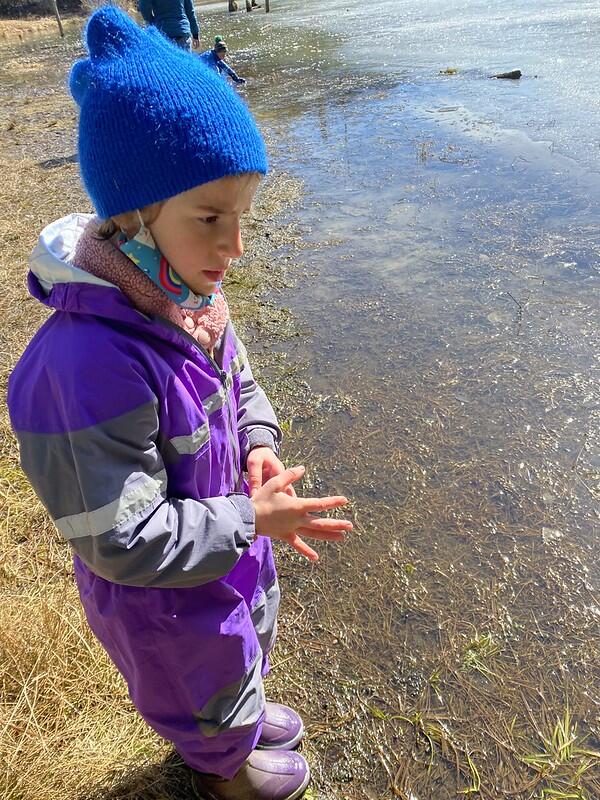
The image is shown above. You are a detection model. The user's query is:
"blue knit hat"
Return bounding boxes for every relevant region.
[70,6,268,218]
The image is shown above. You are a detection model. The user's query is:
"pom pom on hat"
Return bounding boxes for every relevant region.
[85,5,144,58]
[70,5,267,218]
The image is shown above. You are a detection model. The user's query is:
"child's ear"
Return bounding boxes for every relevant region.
[112,211,141,239]
[96,218,118,239]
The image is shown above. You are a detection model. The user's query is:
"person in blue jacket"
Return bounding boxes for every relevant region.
[200,37,246,84]
[138,0,200,51]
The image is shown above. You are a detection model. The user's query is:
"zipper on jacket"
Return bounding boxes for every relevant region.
[152,314,226,382]
[152,315,242,487]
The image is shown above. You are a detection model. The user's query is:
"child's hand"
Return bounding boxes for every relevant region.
[252,466,352,561]
[247,446,289,498]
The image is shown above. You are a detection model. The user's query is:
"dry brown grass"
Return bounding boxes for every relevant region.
[0,14,83,42]
[0,116,187,797]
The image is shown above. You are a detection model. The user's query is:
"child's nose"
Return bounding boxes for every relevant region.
[220,221,244,260]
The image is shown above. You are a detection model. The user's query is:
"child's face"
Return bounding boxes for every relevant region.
[149,173,260,297]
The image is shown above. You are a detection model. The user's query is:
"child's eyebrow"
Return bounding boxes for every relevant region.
[194,204,253,215]
[194,205,227,214]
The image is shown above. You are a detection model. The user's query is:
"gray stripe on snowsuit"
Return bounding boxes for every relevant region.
[56,469,168,539]
[194,651,265,738]
[16,400,162,525]
[251,578,280,656]
[170,423,210,455]
[234,336,282,464]
[68,493,254,588]
[14,397,256,588]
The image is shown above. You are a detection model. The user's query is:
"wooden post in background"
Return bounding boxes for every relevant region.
[245,0,252,10]
[265,0,270,11]
[50,0,65,37]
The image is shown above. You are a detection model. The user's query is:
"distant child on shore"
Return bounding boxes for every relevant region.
[200,35,247,84]
[7,7,351,800]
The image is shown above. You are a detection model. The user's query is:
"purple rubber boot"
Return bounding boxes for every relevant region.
[257,702,305,750]
[192,749,310,800]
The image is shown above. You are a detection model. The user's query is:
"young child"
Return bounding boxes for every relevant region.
[200,36,246,84]
[7,8,352,800]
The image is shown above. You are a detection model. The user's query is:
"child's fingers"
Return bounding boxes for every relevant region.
[247,467,262,498]
[296,528,346,542]
[298,495,349,513]
[264,465,305,493]
[246,451,266,497]
[300,516,353,532]
[288,533,319,562]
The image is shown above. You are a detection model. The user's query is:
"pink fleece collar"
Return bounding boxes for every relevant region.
[73,218,230,351]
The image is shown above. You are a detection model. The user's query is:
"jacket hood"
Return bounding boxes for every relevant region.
[30,213,115,298]
[27,213,150,327]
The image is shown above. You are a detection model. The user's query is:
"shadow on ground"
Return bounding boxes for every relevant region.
[80,752,196,800]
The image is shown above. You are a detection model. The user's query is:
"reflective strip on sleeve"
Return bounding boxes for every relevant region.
[55,469,168,540]
[169,422,210,455]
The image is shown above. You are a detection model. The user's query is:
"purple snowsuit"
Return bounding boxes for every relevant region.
[7,214,282,778]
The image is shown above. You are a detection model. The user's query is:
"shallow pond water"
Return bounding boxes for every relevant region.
[212,3,600,796]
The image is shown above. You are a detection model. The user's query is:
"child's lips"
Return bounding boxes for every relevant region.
[202,269,225,283]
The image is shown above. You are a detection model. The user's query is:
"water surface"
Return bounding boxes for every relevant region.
[207,2,600,796]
